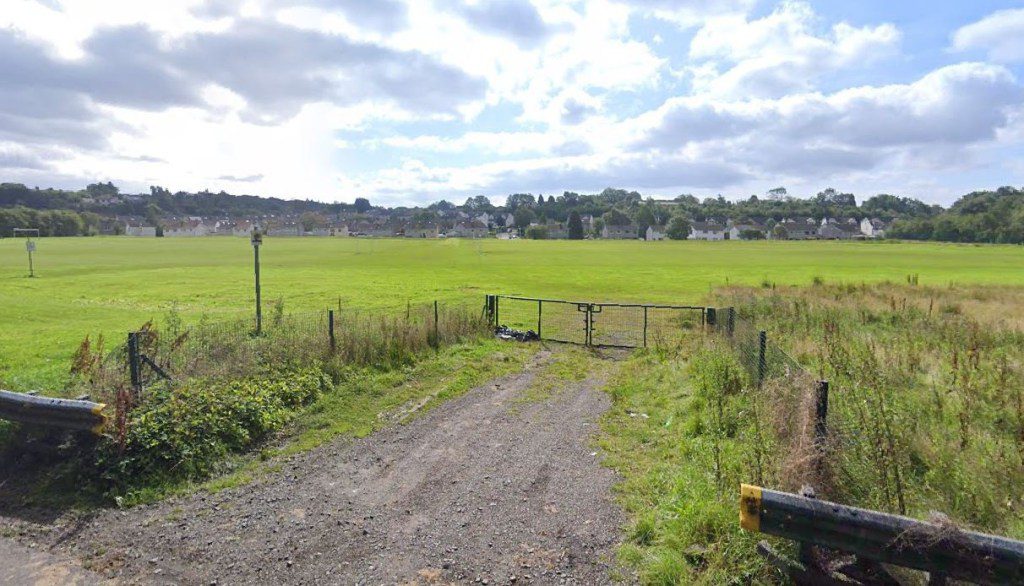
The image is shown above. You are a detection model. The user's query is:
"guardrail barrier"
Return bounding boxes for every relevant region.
[0,390,107,435]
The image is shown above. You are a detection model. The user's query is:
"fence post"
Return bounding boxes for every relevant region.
[643,306,648,348]
[328,309,336,352]
[757,330,767,388]
[127,331,142,398]
[728,307,735,337]
[537,299,542,338]
[814,380,829,446]
[707,307,717,328]
[494,296,500,329]
[433,300,440,346]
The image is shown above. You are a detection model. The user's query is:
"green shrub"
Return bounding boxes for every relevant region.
[97,367,329,489]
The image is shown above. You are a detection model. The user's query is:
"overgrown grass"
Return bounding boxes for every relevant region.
[601,282,1024,583]
[717,282,1024,537]
[600,342,772,584]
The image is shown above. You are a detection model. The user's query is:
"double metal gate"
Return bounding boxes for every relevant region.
[486,295,706,348]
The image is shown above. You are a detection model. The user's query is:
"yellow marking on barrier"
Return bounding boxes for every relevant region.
[90,403,107,435]
[739,484,762,532]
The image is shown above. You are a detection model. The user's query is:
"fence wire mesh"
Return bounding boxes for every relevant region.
[74,301,489,402]
[708,306,829,492]
[493,296,704,348]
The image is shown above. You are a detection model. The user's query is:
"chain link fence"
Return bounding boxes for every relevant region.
[707,306,831,493]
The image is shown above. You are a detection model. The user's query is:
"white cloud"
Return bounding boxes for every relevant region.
[688,1,900,98]
[952,8,1024,63]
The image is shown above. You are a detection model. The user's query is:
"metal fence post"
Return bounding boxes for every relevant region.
[643,306,648,348]
[728,307,735,337]
[128,331,142,398]
[537,299,542,338]
[707,307,717,328]
[433,300,440,346]
[328,309,336,351]
[757,330,767,388]
[494,296,500,328]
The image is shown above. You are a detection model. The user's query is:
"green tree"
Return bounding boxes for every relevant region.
[567,211,584,239]
[666,216,691,240]
[353,197,372,213]
[506,193,536,210]
[525,225,548,239]
[513,208,536,233]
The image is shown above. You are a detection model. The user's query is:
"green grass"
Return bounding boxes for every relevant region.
[599,283,1024,583]
[2,236,1023,391]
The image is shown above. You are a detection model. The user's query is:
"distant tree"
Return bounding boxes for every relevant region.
[353,197,372,213]
[300,212,328,232]
[506,193,536,210]
[766,187,788,200]
[567,211,584,239]
[635,205,657,238]
[429,199,455,212]
[145,203,162,229]
[463,195,493,212]
[772,225,789,240]
[85,181,118,198]
[666,216,691,240]
[740,229,765,240]
[592,217,605,236]
[513,207,536,233]
[525,225,548,239]
[602,208,631,226]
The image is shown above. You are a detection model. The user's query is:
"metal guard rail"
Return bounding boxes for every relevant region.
[740,484,1024,585]
[0,390,108,435]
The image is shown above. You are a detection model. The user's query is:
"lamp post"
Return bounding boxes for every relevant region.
[251,225,263,334]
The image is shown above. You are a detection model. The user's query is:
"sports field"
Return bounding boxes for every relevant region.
[1,236,1023,390]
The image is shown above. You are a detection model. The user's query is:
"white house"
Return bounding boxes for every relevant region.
[124,223,156,237]
[164,220,212,237]
[645,225,666,241]
[448,221,488,238]
[728,223,768,240]
[860,218,887,238]
[689,222,726,240]
[602,223,638,239]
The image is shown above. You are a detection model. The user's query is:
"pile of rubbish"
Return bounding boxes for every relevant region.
[495,325,540,342]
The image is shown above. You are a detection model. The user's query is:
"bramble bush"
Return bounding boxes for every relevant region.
[96,367,330,490]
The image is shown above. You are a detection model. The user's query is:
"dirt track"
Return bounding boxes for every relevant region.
[2,347,627,585]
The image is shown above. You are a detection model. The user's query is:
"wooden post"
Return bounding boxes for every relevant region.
[328,309,336,351]
[433,300,439,346]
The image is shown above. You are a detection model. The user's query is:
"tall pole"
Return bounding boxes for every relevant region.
[27,240,35,278]
[252,227,263,335]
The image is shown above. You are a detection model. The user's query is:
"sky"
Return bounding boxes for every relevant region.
[1,0,1023,207]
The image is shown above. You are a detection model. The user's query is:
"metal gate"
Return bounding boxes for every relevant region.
[487,295,706,348]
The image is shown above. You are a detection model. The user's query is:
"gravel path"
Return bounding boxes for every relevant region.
[3,347,627,585]
[0,537,107,585]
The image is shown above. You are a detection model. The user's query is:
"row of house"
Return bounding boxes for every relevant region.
[123,213,889,242]
[688,217,889,241]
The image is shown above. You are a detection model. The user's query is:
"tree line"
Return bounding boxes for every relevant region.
[1,181,1022,244]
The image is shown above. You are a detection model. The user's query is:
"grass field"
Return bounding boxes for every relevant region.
[2,236,1023,390]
